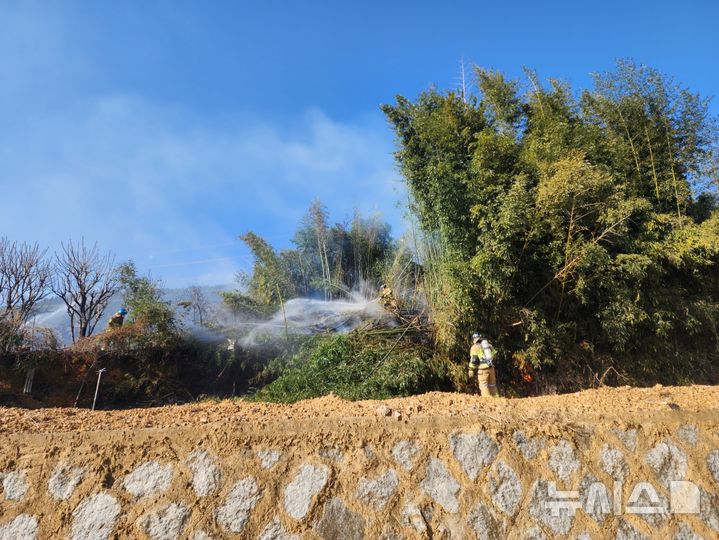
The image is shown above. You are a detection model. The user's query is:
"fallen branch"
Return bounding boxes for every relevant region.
[367,316,420,377]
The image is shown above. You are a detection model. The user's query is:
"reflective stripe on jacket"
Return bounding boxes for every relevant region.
[468,342,496,369]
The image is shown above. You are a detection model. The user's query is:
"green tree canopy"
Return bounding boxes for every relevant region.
[117,261,178,344]
[382,60,719,386]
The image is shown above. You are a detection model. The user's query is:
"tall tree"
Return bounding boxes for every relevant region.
[52,240,117,342]
[117,261,177,343]
[0,238,52,323]
[308,200,333,300]
[240,232,297,305]
[0,238,52,352]
[187,285,209,325]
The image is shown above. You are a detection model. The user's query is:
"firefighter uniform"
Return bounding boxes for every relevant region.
[106,312,125,330]
[468,339,499,397]
[379,285,398,312]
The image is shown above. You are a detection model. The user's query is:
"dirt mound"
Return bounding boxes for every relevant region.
[1,384,717,434]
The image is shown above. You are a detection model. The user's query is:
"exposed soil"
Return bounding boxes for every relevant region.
[2,384,717,434]
[1,385,718,539]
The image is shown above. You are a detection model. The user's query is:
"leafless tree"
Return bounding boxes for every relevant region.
[52,240,118,342]
[0,237,52,322]
[0,238,53,353]
[188,285,210,325]
[0,238,52,352]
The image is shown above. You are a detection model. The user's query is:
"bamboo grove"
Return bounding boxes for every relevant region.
[382,60,719,387]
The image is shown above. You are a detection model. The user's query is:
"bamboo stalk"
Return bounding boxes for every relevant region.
[616,106,643,188]
[526,214,629,306]
[524,68,546,119]
[663,121,682,218]
[644,125,661,204]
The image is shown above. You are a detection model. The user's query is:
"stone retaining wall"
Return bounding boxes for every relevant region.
[1,413,718,539]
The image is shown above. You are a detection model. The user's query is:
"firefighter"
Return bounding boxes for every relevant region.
[379,284,398,312]
[106,308,127,330]
[468,332,499,397]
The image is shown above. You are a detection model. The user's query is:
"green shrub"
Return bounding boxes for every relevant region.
[252,334,452,403]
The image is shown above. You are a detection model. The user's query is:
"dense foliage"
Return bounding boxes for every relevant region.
[252,333,451,403]
[114,261,180,347]
[382,61,719,387]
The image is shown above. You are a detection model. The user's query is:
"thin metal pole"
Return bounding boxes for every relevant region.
[23,368,35,394]
[74,353,108,408]
[92,368,106,411]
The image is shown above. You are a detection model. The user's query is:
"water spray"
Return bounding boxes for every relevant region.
[239,293,393,347]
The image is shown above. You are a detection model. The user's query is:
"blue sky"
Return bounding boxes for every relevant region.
[1,1,717,287]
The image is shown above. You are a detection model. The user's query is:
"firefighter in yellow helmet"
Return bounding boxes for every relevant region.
[468,332,499,397]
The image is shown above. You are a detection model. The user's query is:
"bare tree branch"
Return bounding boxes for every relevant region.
[51,239,118,342]
[188,285,209,325]
[0,237,52,322]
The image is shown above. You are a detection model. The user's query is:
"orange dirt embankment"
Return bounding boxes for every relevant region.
[0,385,718,539]
[2,385,717,434]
